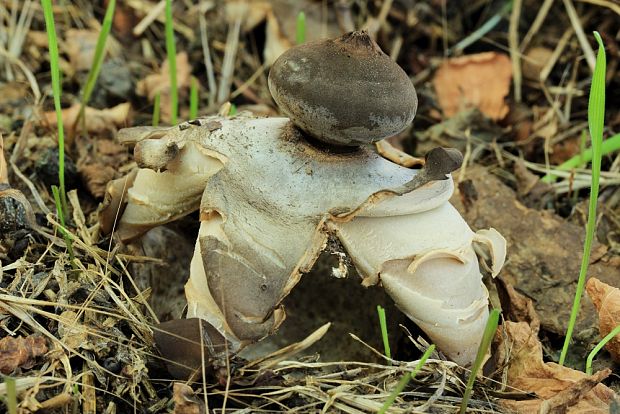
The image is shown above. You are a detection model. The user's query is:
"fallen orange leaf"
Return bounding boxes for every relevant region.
[432,52,512,120]
[496,321,615,413]
[586,277,620,362]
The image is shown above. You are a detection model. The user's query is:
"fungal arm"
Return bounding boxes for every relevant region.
[331,202,506,366]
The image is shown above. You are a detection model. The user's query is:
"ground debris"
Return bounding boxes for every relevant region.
[0,335,47,374]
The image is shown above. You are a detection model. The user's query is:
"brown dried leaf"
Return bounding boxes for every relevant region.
[523,47,553,80]
[586,278,620,362]
[433,52,512,120]
[497,321,615,413]
[78,163,117,198]
[172,383,204,414]
[0,335,47,374]
[43,102,131,135]
[136,52,191,123]
[64,29,119,72]
[497,278,540,333]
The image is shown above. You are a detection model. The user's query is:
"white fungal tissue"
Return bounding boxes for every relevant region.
[101,113,506,368]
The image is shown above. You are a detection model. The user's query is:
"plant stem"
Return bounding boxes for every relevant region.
[377,305,391,363]
[459,309,501,414]
[41,0,68,220]
[378,345,435,414]
[559,32,606,366]
[165,0,178,124]
[586,324,620,375]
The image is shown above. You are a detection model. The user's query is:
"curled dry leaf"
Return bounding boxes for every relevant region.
[42,102,131,135]
[136,52,191,123]
[101,114,506,372]
[586,278,620,362]
[497,321,616,413]
[0,335,47,374]
[433,52,512,120]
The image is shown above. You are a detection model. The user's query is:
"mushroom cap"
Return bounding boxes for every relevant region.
[268,31,418,146]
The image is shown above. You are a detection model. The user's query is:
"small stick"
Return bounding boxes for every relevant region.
[563,0,596,71]
[0,134,8,186]
[199,14,217,107]
[509,0,523,102]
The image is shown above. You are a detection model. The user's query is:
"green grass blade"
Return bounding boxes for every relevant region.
[190,77,199,119]
[378,344,435,414]
[165,0,178,124]
[377,305,392,362]
[586,324,620,375]
[228,103,237,116]
[559,32,606,366]
[540,133,620,183]
[4,376,17,414]
[80,0,116,109]
[459,309,500,414]
[52,185,75,263]
[296,11,306,45]
[41,0,68,220]
[152,92,161,127]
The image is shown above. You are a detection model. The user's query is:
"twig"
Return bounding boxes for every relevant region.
[519,0,554,52]
[199,14,217,107]
[10,160,52,216]
[577,0,620,16]
[563,0,596,71]
[509,0,523,102]
[217,13,243,104]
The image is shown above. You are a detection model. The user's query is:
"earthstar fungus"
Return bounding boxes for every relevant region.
[100,31,506,377]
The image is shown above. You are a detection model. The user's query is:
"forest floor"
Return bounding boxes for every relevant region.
[0,0,619,412]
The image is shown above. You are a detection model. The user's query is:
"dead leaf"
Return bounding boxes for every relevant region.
[172,382,204,414]
[0,335,47,374]
[497,278,540,333]
[523,47,553,80]
[136,52,191,123]
[433,52,512,120]
[550,136,581,165]
[43,102,131,135]
[64,29,119,72]
[75,136,128,198]
[496,321,615,413]
[78,163,117,198]
[58,311,88,350]
[586,278,620,362]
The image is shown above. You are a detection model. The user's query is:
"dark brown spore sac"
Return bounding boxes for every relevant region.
[269,31,417,146]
